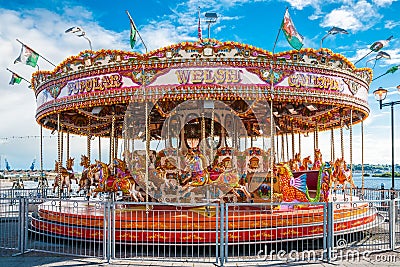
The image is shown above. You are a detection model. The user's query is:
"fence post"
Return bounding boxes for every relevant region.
[17,197,26,254]
[389,199,395,250]
[103,201,111,262]
[219,202,225,266]
[326,202,334,262]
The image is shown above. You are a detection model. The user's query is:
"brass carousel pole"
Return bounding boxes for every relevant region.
[60,131,64,167]
[276,135,279,162]
[285,129,289,162]
[340,116,344,159]
[87,135,91,163]
[331,128,335,162]
[211,107,215,163]
[98,137,101,162]
[291,121,295,159]
[280,135,285,162]
[114,135,118,160]
[109,132,112,165]
[350,110,353,200]
[87,119,91,163]
[123,117,128,159]
[361,120,365,197]
[145,101,150,206]
[110,112,115,175]
[315,122,319,149]
[298,132,301,157]
[57,114,62,199]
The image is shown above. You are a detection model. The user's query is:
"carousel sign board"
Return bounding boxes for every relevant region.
[67,73,123,96]
[175,68,242,84]
[150,67,266,86]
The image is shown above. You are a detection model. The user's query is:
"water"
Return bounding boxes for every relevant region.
[352,173,399,189]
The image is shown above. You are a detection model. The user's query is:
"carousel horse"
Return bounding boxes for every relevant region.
[113,158,144,201]
[37,174,48,189]
[299,156,312,171]
[289,152,301,172]
[78,155,98,197]
[53,157,76,193]
[12,178,24,189]
[92,159,143,201]
[331,157,355,191]
[313,149,323,170]
[182,149,209,187]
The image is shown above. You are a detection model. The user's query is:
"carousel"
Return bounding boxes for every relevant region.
[29,39,379,243]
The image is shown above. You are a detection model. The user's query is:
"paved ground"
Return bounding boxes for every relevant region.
[1,250,400,267]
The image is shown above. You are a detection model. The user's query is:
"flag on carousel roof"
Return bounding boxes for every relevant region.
[9,73,22,85]
[14,44,39,67]
[281,9,304,50]
[129,16,138,49]
[197,7,202,40]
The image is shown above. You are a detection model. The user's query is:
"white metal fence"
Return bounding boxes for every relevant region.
[1,193,399,266]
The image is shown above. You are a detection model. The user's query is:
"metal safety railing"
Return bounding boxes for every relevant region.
[1,195,400,266]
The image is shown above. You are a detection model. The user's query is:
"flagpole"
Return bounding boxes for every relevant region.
[197,6,202,40]
[272,28,282,54]
[125,10,148,53]
[6,68,31,84]
[16,39,56,67]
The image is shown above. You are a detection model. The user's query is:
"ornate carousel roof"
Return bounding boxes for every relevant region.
[31,39,372,138]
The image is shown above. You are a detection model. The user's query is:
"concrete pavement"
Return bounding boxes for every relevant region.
[1,250,400,267]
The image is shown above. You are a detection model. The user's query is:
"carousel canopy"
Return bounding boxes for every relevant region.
[31,39,372,139]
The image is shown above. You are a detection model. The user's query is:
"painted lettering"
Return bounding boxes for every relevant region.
[288,73,340,91]
[67,74,123,96]
[174,68,242,85]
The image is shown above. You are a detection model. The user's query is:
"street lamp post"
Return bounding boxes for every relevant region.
[65,26,92,51]
[355,36,393,65]
[374,86,400,199]
[365,51,391,68]
[205,12,218,39]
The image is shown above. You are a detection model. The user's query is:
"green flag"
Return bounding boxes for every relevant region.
[281,9,304,50]
[130,21,137,49]
[9,73,22,85]
[14,45,39,67]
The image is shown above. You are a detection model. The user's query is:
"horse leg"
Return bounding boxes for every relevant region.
[52,177,58,193]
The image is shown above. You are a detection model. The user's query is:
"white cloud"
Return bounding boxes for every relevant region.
[373,0,396,7]
[384,20,400,29]
[321,1,382,32]
[0,7,130,169]
[284,0,322,10]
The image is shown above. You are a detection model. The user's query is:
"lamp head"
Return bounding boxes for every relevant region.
[205,12,218,23]
[373,87,388,101]
[328,27,348,35]
[376,51,391,60]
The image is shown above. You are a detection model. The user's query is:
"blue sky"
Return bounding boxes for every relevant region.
[0,0,400,169]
